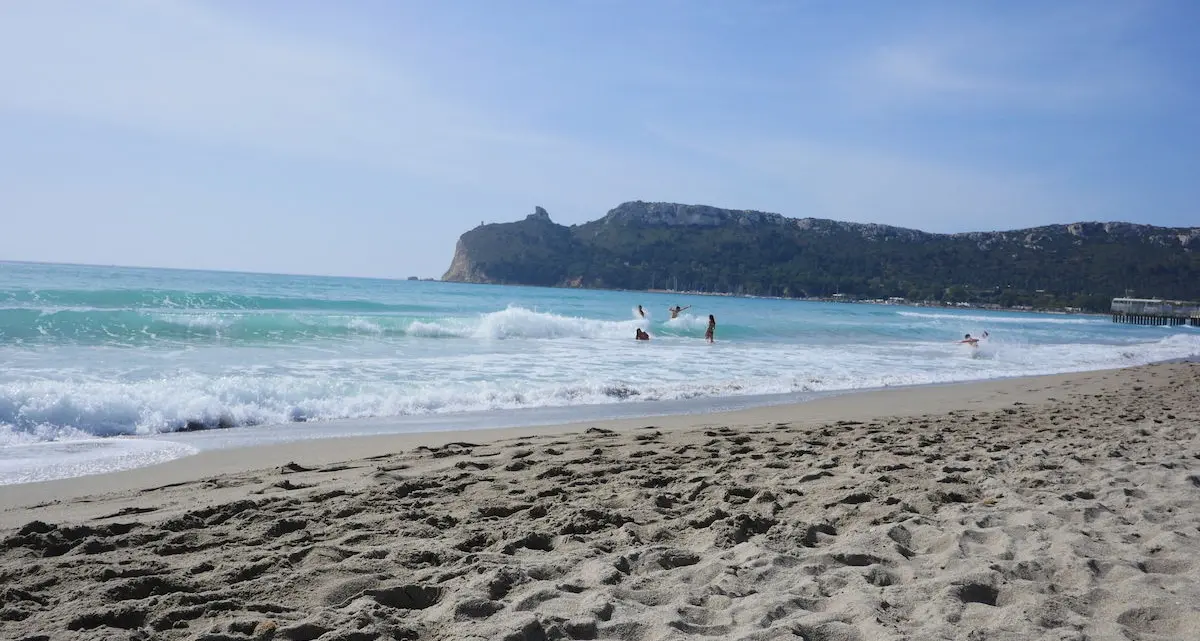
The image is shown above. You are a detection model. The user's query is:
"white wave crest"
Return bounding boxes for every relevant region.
[663,314,709,331]
[150,312,235,329]
[344,317,385,334]
[475,306,641,339]
[407,307,640,340]
[406,320,470,338]
[0,332,1196,456]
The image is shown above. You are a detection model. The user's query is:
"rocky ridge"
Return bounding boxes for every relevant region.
[442,201,1199,306]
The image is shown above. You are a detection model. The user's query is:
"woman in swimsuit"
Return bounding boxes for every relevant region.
[705,315,716,343]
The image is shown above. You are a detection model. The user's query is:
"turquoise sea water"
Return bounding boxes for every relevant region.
[2,260,1197,484]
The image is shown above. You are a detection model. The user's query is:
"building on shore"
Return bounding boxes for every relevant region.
[1111,297,1200,326]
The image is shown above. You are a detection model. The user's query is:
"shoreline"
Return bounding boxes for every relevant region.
[3,350,1188,492]
[1,361,1197,639]
[0,362,1169,522]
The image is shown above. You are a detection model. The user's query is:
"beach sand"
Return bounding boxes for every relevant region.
[1,362,1198,641]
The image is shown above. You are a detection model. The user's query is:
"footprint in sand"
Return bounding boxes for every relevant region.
[1117,606,1181,636]
[956,529,1013,560]
[954,583,1000,607]
[669,603,735,636]
[1137,557,1192,574]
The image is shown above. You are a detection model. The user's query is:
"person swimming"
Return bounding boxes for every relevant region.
[669,305,691,319]
[635,328,650,341]
[959,333,980,347]
[705,315,716,343]
[637,305,646,319]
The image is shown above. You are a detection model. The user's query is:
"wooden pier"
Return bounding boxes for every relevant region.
[1111,297,1200,327]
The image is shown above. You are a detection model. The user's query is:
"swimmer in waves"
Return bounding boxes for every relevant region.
[635,328,651,341]
[959,332,988,347]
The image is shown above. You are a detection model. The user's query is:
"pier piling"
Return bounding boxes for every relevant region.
[1111,298,1200,327]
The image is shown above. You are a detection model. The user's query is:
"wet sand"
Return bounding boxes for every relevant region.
[2,362,1198,640]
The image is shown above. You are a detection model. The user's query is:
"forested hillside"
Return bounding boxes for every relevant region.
[443,202,1200,311]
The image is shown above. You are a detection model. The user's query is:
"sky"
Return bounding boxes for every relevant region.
[1,1,1197,279]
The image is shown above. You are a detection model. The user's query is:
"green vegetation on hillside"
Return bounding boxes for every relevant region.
[443,203,1199,312]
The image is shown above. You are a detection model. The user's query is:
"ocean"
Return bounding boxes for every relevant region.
[2,260,1197,485]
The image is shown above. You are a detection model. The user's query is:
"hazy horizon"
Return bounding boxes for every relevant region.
[2,1,1198,279]
[8,200,1198,281]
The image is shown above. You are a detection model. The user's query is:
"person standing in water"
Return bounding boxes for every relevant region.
[705,314,716,343]
[637,305,646,319]
[669,305,691,319]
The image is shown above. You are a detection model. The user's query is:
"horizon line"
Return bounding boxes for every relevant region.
[0,259,441,283]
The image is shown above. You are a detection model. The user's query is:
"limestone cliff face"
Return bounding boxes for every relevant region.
[598,201,789,227]
[441,237,489,283]
[441,207,579,286]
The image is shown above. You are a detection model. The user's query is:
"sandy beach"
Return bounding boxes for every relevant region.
[2,362,1198,641]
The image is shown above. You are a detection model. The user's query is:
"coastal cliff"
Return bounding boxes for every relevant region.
[442,238,489,284]
[442,201,1200,309]
[442,207,584,287]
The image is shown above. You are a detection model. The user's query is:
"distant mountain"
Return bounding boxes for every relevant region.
[442,202,1200,310]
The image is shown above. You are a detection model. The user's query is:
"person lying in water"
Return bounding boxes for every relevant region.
[635,328,651,341]
[669,305,691,319]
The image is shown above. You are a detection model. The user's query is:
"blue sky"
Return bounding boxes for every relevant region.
[1,1,1197,278]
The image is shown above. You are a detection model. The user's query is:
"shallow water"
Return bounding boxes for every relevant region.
[2,260,1196,483]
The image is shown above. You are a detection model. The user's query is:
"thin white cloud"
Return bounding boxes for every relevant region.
[853,4,1166,112]
[0,0,579,188]
[865,43,1149,112]
[643,127,1119,232]
[0,1,733,231]
[1,2,381,143]
[0,0,1190,279]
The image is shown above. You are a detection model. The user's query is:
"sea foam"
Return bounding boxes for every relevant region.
[3,262,1199,484]
[1,332,1195,445]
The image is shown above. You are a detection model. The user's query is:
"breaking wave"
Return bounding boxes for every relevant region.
[2,333,1196,445]
[0,305,735,345]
